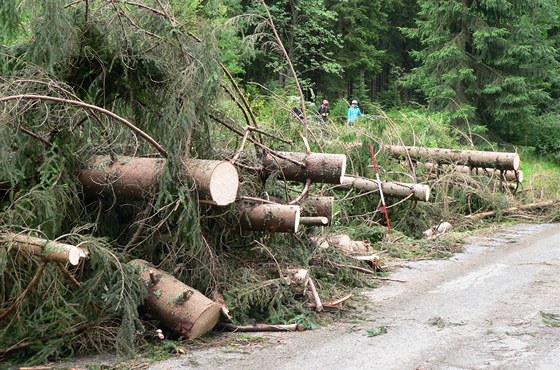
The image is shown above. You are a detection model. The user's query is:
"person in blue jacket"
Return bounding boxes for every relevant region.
[347,100,362,126]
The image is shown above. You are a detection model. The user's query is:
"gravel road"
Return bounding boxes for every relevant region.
[146,223,560,370]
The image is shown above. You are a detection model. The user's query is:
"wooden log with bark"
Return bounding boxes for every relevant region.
[422,221,453,238]
[238,203,301,233]
[465,200,558,221]
[385,145,520,171]
[1,232,87,266]
[79,156,239,206]
[215,322,304,332]
[298,196,334,225]
[410,162,523,182]
[339,176,430,202]
[262,151,347,184]
[129,259,221,340]
[298,217,329,226]
[313,234,373,254]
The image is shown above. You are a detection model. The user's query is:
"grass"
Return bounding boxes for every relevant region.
[366,326,388,337]
[540,311,560,327]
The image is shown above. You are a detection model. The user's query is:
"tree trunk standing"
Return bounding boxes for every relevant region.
[262,152,347,184]
[384,145,520,171]
[129,259,221,340]
[339,176,431,202]
[1,232,87,266]
[238,203,301,233]
[79,156,239,206]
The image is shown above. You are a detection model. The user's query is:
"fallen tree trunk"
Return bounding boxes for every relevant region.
[129,259,221,340]
[339,176,430,202]
[299,196,334,225]
[298,217,329,226]
[79,156,239,206]
[262,151,347,184]
[385,145,520,171]
[412,162,523,182]
[1,232,87,266]
[215,322,304,332]
[238,203,301,233]
[465,200,558,221]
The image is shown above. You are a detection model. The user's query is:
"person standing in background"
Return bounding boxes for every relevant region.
[317,99,330,124]
[347,100,362,126]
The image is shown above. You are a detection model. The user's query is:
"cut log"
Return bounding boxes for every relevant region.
[299,217,329,226]
[422,221,453,238]
[299,196,334,225]
[313,234,373,254]
[183,159,239,206]
[286,268,310,295]
[129,259,221,340]
[385,145,520,171]
[465,200,558,221]
[215,322,305,332]
[411,162,523,182]
[79,156,239,206]
[1,232,87,265]
[263,151,347,184]
[238,203,301,233]
[339,176,430,202]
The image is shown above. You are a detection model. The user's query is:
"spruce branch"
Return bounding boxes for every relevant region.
[0,94,168,157]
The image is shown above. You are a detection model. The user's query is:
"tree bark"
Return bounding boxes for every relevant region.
[340,176,431,202]
[299,217,329,226]
[215,322,304,332]
[385,145,520,171]
[238,203,301,233]
[413,162,523,182]
[1,232,87,266]
[129,259,221,340]
[79,156,239,206]
[263,151,347,184]
[299,196,334,225]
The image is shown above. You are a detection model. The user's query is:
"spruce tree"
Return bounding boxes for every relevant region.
[402,0,560,142]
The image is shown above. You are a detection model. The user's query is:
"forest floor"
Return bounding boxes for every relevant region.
[49,223,560,370]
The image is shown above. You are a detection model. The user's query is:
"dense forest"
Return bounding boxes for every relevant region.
[1,0,560,366]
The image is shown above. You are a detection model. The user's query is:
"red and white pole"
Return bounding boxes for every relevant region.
[369,143,392,235]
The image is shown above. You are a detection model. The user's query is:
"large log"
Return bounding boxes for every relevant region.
[412,162,523,182]
[129,259,221,340]
[79,156,239,206]
[238,203,301,233]
[385,145,520,171]
[262,151,347,184]
[1,232,87,265]
[340,176,430,202]
[299,196,334,225]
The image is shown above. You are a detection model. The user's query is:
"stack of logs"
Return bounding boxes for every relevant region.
[384,145,523,191]
[2,145,522,339]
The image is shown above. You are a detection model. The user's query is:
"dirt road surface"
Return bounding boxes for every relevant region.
[145,223,560,370]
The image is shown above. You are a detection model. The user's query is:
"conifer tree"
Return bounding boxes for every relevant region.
[403,0,560,142]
